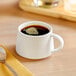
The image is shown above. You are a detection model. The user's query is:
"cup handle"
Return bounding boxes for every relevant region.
[51,33,64,52]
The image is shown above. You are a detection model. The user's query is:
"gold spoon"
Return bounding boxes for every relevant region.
[0,47,18,76]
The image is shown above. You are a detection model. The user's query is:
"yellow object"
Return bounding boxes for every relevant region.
[0,45,33,76]
[19,0,76,22]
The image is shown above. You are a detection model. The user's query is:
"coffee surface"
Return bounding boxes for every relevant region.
[21,25,49,36]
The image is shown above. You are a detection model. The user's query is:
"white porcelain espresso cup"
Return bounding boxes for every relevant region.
[16,21,64,59]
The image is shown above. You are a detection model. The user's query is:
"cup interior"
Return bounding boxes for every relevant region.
[18,21,52,36]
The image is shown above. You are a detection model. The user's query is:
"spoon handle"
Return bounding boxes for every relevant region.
[5,62,18,76]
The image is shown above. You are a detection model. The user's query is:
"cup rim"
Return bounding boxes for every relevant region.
[18,21,53,37]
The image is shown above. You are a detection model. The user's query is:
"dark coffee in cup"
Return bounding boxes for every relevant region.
[21,25,49,36]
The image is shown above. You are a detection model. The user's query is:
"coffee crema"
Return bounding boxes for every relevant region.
[21,25,49,36]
